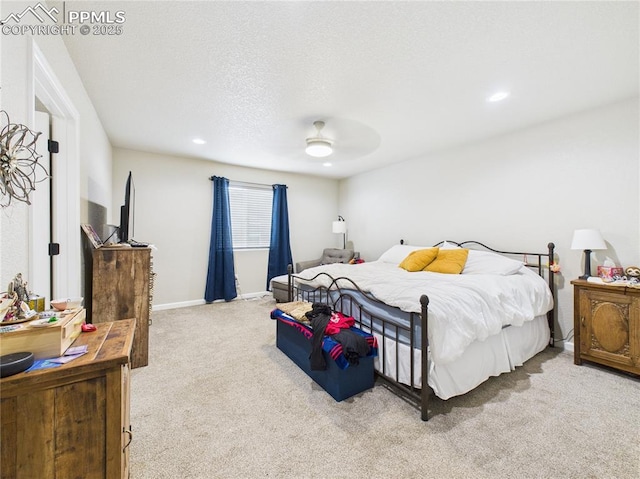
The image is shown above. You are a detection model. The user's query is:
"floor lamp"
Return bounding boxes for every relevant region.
[332,216,347,249]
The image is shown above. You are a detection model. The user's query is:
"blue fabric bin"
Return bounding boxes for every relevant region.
[275,315,375,401]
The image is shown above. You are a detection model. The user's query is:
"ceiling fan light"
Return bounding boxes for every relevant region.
[305,138,333,157]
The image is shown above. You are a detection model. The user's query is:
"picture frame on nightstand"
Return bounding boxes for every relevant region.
[81,224,104,249]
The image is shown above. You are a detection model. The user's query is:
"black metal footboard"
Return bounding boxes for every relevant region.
[286,265,433,420]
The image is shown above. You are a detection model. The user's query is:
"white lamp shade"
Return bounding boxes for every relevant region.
[570,229,606,250]
[332,220,347,234]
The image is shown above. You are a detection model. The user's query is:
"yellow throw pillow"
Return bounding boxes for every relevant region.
[398,248,439,272]
[424,248,469,274]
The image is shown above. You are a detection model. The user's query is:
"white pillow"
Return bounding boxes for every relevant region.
[462,250,524,275]
[377,244,426,264]
[440,241,462,249]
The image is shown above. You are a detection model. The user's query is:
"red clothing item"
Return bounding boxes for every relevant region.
[325,312,355,335]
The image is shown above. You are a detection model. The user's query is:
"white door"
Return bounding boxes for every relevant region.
[30,111,74,302]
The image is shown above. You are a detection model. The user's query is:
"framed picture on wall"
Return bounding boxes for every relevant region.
[81,224,103,249]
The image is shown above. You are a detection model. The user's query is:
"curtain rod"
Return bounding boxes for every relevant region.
[208,177,272,189]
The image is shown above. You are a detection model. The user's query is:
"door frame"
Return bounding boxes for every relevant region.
[28,39,81,298]
[31,110,52,301]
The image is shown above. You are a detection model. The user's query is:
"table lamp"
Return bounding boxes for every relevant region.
[571,229,606,279]
[332,216,347,249]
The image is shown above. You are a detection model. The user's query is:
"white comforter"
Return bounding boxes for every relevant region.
[295,261,554,365]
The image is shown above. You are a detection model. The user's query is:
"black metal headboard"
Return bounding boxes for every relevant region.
[400,239,557,346]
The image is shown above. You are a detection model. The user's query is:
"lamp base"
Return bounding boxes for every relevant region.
[580,249,593,280]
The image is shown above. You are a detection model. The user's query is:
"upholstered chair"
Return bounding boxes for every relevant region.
[295,248,355,273]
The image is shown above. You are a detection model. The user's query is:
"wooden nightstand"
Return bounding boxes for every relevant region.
[572,279,640,375]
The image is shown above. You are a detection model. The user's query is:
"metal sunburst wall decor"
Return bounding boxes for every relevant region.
[0,110,49,207]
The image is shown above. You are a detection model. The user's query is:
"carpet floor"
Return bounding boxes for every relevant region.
[129,297,640,478]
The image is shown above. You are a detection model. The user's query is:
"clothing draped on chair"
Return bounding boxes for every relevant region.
[267,184,293,289]
[205,176,237,302]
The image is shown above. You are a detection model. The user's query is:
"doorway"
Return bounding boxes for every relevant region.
[29,40,81,299]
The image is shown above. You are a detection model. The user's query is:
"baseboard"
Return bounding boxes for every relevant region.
[238,291,273,301]
[552,340,573,353]
[152,292,273,312]
[153,299,206,311]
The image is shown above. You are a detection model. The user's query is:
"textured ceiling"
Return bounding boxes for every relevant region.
[57,0,639,179]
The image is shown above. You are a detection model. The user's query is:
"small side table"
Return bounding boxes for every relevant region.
[572,279,640,375]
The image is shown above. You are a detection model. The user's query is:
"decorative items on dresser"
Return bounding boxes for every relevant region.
[572,280,640,375]
[85,246,153,368]
[0,319,135,479]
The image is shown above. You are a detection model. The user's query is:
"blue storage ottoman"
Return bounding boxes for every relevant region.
[271,308,376,401]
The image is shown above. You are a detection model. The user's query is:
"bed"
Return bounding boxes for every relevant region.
[282,240,556,421]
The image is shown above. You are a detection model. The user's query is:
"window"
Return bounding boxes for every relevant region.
[228,181,272,249]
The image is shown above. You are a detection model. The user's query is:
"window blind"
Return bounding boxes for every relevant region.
[228,182,272,249]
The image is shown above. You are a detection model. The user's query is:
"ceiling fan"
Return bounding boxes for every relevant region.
[257,117,381,162]
[305,121,333,158]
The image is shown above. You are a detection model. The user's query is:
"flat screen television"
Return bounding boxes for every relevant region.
[119,171,135,243]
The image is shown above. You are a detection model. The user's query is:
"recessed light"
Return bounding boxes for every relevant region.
[192,138,206,145]
[323,162,332,167]
[487,91,510,102]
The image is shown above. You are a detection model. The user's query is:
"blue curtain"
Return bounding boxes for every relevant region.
[204,176,237,302]
[267,184,293,289]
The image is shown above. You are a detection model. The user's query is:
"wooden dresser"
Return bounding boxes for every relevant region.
[1,319,135,479]
[87,246,151,368]
[572,280,640,375]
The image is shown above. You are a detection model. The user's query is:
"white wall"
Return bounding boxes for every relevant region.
[113,148,340,307]
[2,0,636,346]
[0,1,112,295]
[339,98,640,347]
